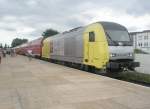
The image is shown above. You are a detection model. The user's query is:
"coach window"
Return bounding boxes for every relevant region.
[89,32,95,42]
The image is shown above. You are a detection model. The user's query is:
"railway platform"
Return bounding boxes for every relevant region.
[0,55,150,109]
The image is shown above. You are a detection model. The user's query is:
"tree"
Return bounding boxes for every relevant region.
[4,43,8,49]
[42,29,59,39]
[0,43,3,48]
[11,38,28,47]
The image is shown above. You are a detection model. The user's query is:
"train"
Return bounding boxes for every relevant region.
[14,37,43,56]
[14,21,140,72]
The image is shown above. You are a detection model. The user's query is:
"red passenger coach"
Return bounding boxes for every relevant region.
[17,43,28,55]
[26,37,43,57]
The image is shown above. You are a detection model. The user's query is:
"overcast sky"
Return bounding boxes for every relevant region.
[0,0,150,45]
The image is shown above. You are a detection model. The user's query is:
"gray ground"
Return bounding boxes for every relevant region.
[0,55,150,109]
[135,54,150,74]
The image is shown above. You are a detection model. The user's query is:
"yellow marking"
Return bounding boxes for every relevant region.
[42,37,51,59]
[83,23,109,69]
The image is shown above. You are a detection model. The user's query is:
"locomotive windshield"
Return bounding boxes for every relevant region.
[100,22,132,46]
[106,30,130,42]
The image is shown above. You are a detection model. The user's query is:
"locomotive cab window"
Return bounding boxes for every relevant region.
[89,32,95,42]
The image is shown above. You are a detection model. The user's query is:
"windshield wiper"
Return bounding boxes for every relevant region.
[105,32,118,46]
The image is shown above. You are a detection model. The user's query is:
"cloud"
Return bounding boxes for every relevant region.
[78,7,150,31]
[0,0,150,45]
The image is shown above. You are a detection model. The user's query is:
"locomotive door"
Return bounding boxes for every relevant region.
[88,32,95,65]
[83,23,109,69]
[83,32,89,63]
[83,32,95,65]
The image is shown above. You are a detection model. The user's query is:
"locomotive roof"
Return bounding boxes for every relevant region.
[43,21,127,41]
[100,21,127,31]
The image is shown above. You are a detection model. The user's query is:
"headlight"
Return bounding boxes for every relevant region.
[110,53,117,57]
[128,53,133,57]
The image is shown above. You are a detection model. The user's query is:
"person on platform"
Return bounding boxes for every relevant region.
[10,49,16,57]
[0,49,2,64]
[27,49,33,61]
[2,49,6,57]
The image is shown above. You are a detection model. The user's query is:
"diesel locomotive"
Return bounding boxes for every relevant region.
[15,21,140,72]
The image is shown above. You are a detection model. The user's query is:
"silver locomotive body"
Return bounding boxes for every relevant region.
[101,22,140,71]
[107,46,139,71]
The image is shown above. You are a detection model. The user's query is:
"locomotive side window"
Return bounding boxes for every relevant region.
[89,32,95,42]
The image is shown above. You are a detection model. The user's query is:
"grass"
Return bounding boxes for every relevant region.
[134,49,149,54]
[112,71,150,85]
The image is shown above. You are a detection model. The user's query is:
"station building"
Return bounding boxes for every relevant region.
[130,30,150,53]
